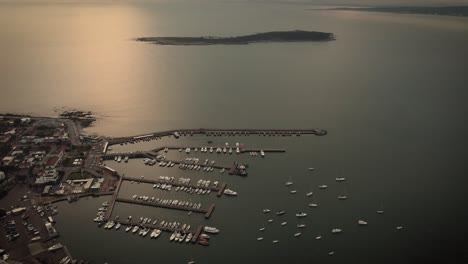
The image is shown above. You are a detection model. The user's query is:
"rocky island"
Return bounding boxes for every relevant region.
[136,30,335,45]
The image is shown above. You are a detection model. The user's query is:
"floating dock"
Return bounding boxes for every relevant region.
[217,183,227,197]
[191,226,203,243]
[205,204,215,219]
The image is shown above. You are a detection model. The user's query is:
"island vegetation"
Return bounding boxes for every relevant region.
[136,30,335,45]
[323,6,468,17]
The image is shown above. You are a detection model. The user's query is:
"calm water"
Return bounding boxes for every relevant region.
[2,1,468,263]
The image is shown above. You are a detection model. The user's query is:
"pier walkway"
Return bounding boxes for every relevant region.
[107,128,327,145]
[115,198,215,218]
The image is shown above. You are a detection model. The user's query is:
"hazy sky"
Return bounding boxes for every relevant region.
[1,0,468,6]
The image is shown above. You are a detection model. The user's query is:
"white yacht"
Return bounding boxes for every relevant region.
[257,237,264,241]
[338,196,348,200]
[318,185,328,189]
[185,233,193,243]
[259,227,266,231]
[125,226,132,232]
[290,190,297,194]
[306,192,313,197]
[185,148,191,154]
[308,203,318,208]
[358,220,368,226]
[170,232,177,241]
[228,148,232,154]
[332,229,342,234]
[281,222,287,226]
[262,209,271,213]
[308,167,314,171]
[117,156,122,162]
[316,236,322,240]
[336,177,346,182]
[272,240,280,243]
[377,210,385,214]
[132,226,139,233]
[203,226,220,234]
[224,189,238,196]
[260,150,265,157]
[114,223,121,230]
[294,232,302,237]
[296,213,307,217]
[328,252,335,256]
[267,219,274,223]
[396,226,403,230]
[285,177,293,186]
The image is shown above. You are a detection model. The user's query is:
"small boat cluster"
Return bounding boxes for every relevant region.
[114,155,129,163]
[131,195,203,209]
[249,150,266,157]
[169,231,193,243]
[158,220,191,231]
[178,158,217,172]
[206,143,241,155]
[254,168,403,256]
[175,185,212,195]
[93,201,109,222]
[152,182,173,191]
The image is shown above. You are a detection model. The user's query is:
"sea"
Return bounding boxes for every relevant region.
[1,1,468,263]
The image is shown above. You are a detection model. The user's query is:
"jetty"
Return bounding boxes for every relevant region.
[107,128,327,145]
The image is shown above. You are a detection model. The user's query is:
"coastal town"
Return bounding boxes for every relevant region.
[0,112,326,263]
[0,112,114,263]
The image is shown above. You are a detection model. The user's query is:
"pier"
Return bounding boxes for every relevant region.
[115,197,212,217]
[105,176,124,220]
[110,220,203,244]
[205,204,215,219]
[107,128,327,145]
[103,151,153,160]
[104,147,285,159]
[121,176,225,193]
[192,226,203,243]
[217,183,227,197]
